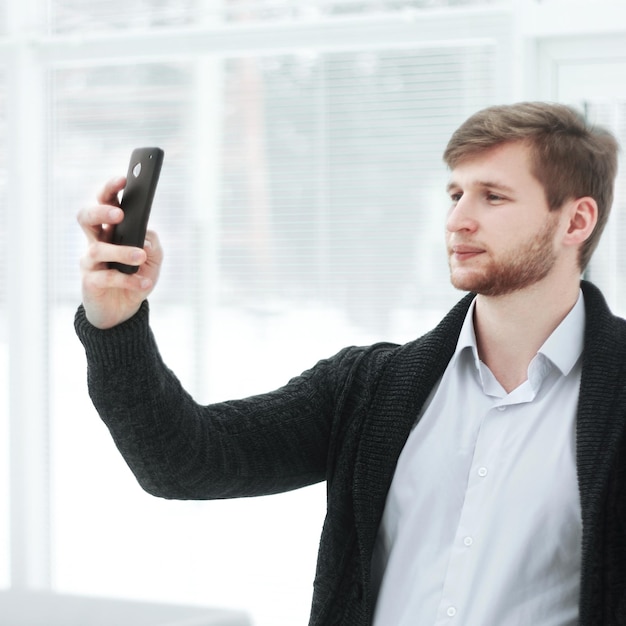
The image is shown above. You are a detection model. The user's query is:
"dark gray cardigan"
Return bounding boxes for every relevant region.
[75,280,626,625]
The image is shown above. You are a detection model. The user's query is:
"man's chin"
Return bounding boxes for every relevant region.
[450,276,529,298]
[449,270,484,294]
[450,275,506,297]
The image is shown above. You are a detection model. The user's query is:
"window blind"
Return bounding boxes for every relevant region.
[219,48,495,335]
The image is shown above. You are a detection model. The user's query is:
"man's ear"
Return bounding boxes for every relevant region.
[563,197,598,247]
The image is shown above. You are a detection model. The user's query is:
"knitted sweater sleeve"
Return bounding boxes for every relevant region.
[74,301,383,500]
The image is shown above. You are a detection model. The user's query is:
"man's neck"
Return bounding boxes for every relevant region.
[472,278,581,393]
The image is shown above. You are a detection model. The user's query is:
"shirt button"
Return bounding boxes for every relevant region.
[478,467,488,477]
[447,606,457,617]
[463,536,473,546]
[497,405,506,411]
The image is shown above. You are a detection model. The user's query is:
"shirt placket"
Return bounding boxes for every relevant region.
[434,401,509,624]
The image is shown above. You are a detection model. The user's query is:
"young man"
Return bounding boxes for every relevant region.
[75,102,626,625]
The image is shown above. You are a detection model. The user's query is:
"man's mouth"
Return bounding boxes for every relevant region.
[450,244,484,260]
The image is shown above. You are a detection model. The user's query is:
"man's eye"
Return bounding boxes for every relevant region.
[450,192,462,202]
[487,193,504,202]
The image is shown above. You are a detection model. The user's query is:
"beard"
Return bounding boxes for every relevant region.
[448,214,559,297]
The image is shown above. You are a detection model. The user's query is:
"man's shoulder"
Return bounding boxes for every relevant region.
[323,292,475,391]
[353,292,476,386]
[581,281,626,375]
[581,280,626,331]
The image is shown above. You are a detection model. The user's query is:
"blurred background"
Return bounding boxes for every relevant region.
[1,0,626,624]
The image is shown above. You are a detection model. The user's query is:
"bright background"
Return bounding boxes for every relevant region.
[2,1,626,624]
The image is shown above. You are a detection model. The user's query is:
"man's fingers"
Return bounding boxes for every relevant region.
[81,264,153,293]
[144,230,163,263]
[77,205,124,241]
[76,204,123,228]
[76,177,128,241]
[82,240,146,270]
[96,176,126,205]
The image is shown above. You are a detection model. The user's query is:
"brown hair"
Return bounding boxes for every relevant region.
[443,102,620,270]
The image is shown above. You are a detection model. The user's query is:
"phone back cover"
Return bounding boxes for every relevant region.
[112,147,164,249]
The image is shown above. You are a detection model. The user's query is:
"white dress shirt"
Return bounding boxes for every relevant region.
[371,292,585,626]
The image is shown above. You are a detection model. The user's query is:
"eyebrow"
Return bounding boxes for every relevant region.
[446,179,516,194]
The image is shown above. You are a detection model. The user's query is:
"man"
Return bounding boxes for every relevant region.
[75,102,626,625]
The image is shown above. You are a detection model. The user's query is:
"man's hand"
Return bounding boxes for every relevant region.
[77,177,164,329]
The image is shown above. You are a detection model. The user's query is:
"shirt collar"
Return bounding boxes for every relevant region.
[539,289,585,376]
[453,290,586,377]
[454,298,481,372]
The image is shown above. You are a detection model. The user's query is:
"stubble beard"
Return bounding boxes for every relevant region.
[448,216,559,297]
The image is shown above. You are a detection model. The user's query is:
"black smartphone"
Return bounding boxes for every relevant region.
[109,147,164,274]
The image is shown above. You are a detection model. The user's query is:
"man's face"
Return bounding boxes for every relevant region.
[445,141,561,297]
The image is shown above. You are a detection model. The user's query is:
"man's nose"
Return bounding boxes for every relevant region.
[446,195,478,233]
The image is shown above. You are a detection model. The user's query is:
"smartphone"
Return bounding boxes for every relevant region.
[109,147,164,274]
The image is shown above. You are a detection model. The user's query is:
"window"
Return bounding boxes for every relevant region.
[48,44,498,625]
[44,9,504,625]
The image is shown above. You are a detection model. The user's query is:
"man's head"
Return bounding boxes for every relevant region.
[443,102,620,270]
